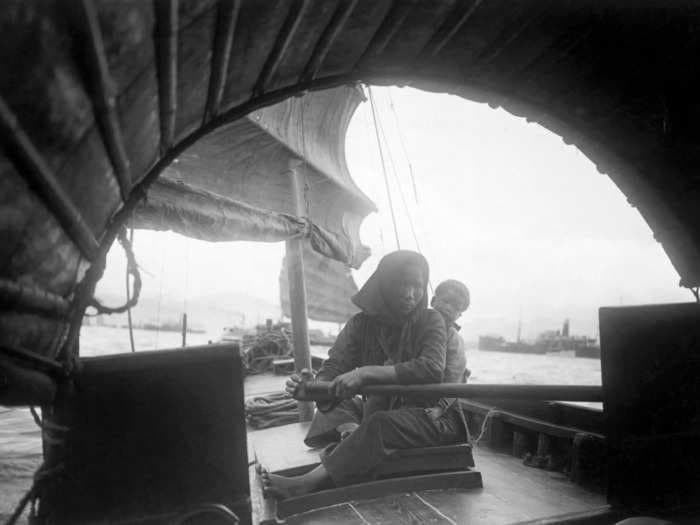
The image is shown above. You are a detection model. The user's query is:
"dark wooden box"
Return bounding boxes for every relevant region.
[40,343,250,524]
[600,303,700,511]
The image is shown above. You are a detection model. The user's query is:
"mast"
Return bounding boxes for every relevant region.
[285,159,314,422]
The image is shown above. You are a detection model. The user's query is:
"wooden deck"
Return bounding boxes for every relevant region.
[247,422,606,524]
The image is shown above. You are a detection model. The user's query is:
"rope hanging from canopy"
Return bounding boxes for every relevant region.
[87,227,142,315]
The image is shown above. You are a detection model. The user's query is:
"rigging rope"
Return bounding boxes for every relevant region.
[375,100,424,255]
[368,86,401,250]
[88,227,141,315]
[155,234,167,350]
[369,87,433,292]
[299,95,311,217]
[387,88,420,204]
[470,408,498,447]
[182,235,190,347]
[126,224,136,352]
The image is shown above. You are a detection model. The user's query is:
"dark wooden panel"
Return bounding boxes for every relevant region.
[39,343,251,524]
[600,303,700,510]
[549,402,605,436]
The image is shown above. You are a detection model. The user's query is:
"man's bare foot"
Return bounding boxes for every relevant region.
[260,464,329,500]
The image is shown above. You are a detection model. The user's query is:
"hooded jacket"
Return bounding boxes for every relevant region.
[315,251,447,407]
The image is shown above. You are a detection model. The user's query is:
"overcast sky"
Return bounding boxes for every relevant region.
[96,86,691,340]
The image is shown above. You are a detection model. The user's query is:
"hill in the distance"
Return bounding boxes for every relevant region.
[90,289,281,333]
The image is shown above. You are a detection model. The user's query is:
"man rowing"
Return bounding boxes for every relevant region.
[262,251,468,498]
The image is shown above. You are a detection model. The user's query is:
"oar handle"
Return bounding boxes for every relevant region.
[295,382,603,402]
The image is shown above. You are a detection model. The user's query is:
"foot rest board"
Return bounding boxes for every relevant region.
[270,442,474,479]
[376,443,475,478]
[277,469,483,519]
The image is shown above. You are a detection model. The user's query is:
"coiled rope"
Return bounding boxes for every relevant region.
[245,391,299,429]
[88,227,141,315]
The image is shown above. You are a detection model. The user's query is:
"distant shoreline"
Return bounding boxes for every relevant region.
[86,323,206,334]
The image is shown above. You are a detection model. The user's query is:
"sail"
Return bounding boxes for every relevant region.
[280,241,359,324]
[133,85,374,268]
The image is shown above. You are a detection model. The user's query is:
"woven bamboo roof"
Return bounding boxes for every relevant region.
[2,1,700,387]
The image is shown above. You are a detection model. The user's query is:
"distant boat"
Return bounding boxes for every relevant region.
[478,335,506,351]
[479,319,599,356]
[127,320,205,334]
[503,340,548,354]
[478,335,547,354]
[535,320,599,357]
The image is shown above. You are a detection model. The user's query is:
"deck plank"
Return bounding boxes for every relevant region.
[249,421,320,474]
[286,503,367,525]
[418,488,529,523]
[248,420,607,524]
[352,493,454,524]
[465,447,604,521]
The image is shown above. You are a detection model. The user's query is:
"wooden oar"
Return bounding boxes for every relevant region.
[295,382,603,402]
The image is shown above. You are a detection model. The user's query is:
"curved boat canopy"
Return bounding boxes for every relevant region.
[2,1,700,396]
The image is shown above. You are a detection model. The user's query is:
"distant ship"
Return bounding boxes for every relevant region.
[478,333,547,354]
[479,319,599,357]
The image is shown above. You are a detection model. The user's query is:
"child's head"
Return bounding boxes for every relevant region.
[431,279,470,325]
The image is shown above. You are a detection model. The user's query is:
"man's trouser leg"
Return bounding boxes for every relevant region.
[321,407,463,486]
[304,398,363,448]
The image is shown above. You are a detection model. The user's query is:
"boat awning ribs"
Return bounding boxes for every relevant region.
[204,0,241,123]
[68,0,132,202]
[155,0,179,152]
[254,0,313,97]
[0,96,99,261]
[301,0,358,83]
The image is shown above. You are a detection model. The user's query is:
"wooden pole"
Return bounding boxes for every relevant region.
[181,312,187,347]
[298,382,604,403]
[285,159,314,422]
